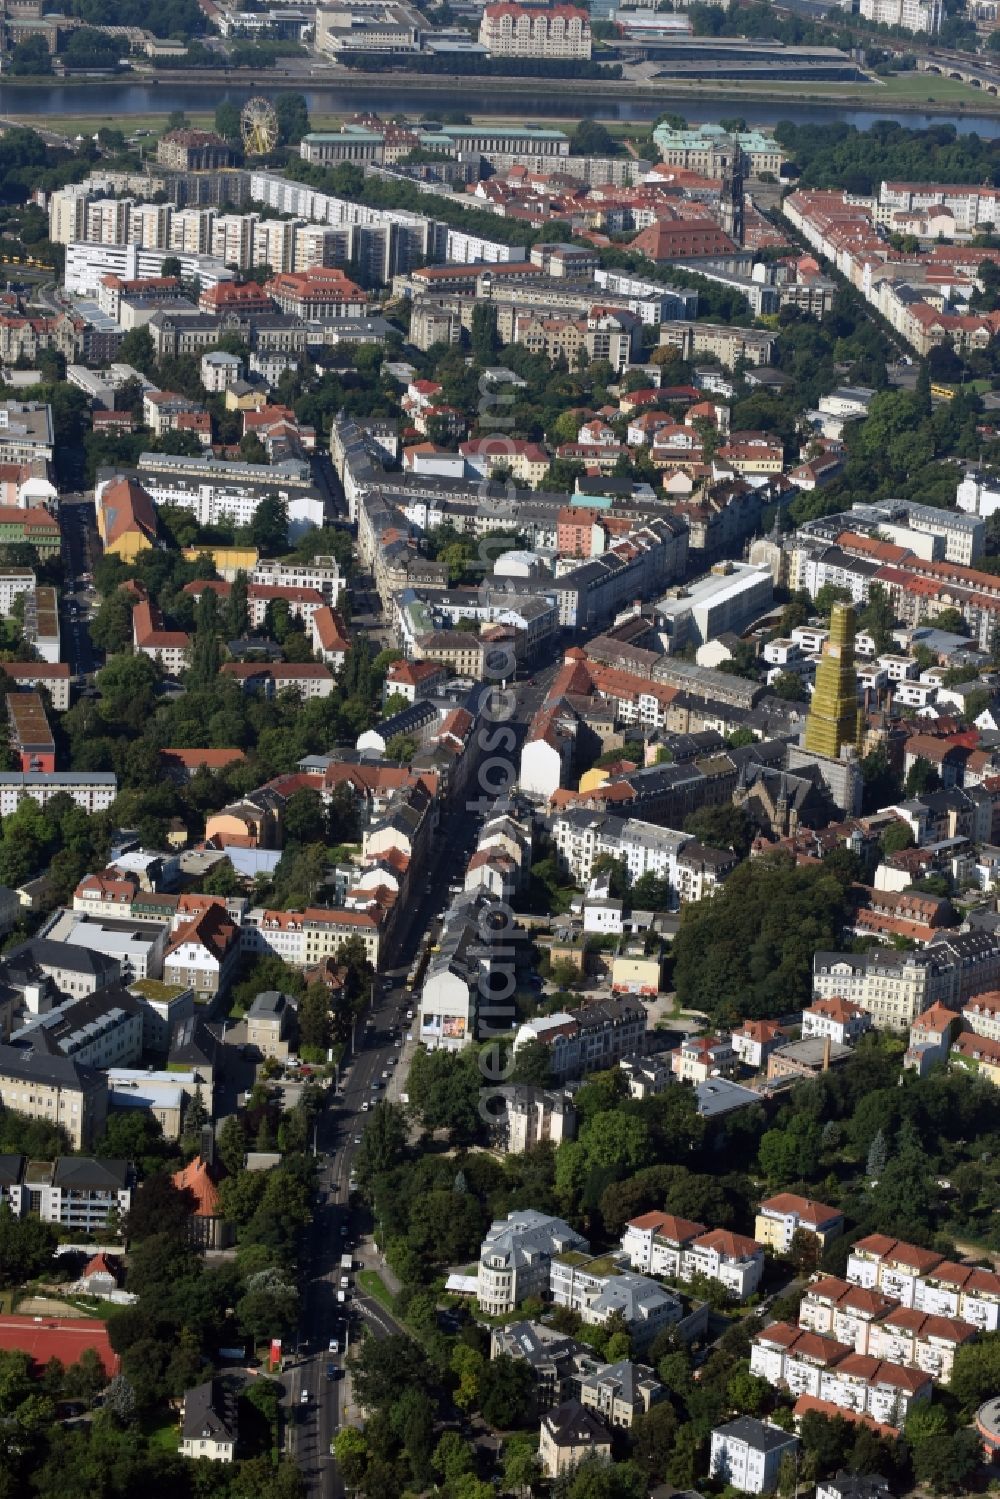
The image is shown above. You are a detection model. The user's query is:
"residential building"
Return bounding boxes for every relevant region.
[10,987,143,1071]
[479,3,592,60]
[576,1356,663,1428]
[672,1033,736,1084]
[755,1193,844,1255]
[477,1210,588,1315]
[846,1233,1000,1331]
[180,1379,239,1463]
[620,1212,764,1299]
[549,1254,688,1350]
[802,995,872,1047]
[488,1084,577,1154]
[245,989,296,1061]
[512,996,646,1080]
[859,0,941,30]
[156,130,233,171]
[538,1400,610,1479]
[7,692,54,774]
[36,1157,133,1233]
[709,1418,799,1495]
[163,904,241,999]
[0,1034,108,1149]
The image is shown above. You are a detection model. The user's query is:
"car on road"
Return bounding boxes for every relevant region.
[371,1079,380,1089]
[329,1338,339,1353]
[300,1390,309,1405]
[406,1009,414,1020]
[339,1225,348,1237]
[361,1100,369,1111]
[381,1069,390,1080]
[353,1134,362,1145]
[326,1363,336,1381]
[394,1037,401,1047]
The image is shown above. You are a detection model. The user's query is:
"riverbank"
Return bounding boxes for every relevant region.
[0,61,997,118]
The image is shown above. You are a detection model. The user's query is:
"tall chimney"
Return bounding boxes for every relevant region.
[822,1036,831,1072]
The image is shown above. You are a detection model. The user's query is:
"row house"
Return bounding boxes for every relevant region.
[847,1233,1000,1331]
[620,1212,764,1300]
[750,1323,932,1428]
[800,1276,898,1355]
[799,1275,974,1381]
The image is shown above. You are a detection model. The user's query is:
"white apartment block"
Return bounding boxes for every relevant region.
[0,772,117,815]
[709,1419,799,1496]
[479,3,592,59]
[620,1212,764,1300]
[847,1234,1000,1332]
[798,1276,974,1382]
[801,996,872,1047]
[251,556,345,604]
[549,1256,683,1350]
[750,1324,932,1426]
[64,242,234,297]
[550,809,732,903]
[477,1210,588,1314]
[859,0,941,30]
[0,570,34,616]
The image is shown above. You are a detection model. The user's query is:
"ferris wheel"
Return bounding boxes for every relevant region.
[241,97,279,156]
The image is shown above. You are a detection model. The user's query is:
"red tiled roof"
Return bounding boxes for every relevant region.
[759,1193,841,1227]
[173,1155,223,1218]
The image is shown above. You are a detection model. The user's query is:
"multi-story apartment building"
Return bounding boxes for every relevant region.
[478,1210,588,1314]
[0,1154,131,1230]
[620,1211,765,1299]
[489,1084,578,1154]
[156,129,233,172]
[750,1323,932,1426]
[550,809,735,901]
[549,1254,684,1351]
[11,987,143,1070]
[126,451,324,534]
[847,1234,1000,1331]
[799,1274,975,1383]
[859,0,941,30]
[710,1419,799,1496]
[0,1036,108,1149]
[576,1356,664,1429]
[799,1275,898,1355]
[479,1,591,57]
[801,995,872,1047]
[513,996,647,1081]
[754,1193,844,1255]
[813,932,1000,1030]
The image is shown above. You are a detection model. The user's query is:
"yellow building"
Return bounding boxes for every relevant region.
[803,600,862,761]
[224,386,268,413]
[96,477,158,562]
[611,949,664,997]
[182,545,258,580]
[579,767,611,795]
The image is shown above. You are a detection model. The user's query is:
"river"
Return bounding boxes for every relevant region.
[6,78,1000,135]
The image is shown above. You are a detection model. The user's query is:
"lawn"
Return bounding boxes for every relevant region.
[356,1268,397,1314]
[140,1409,179,1453]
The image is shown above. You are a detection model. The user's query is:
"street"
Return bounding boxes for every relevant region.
[58,495,101,680]
[287,672,544,1497]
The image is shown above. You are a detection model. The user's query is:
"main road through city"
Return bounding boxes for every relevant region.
[281,663,555,1499]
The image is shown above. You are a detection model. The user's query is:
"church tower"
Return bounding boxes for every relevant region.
[804,601,862,761]
[719,143,746,248]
